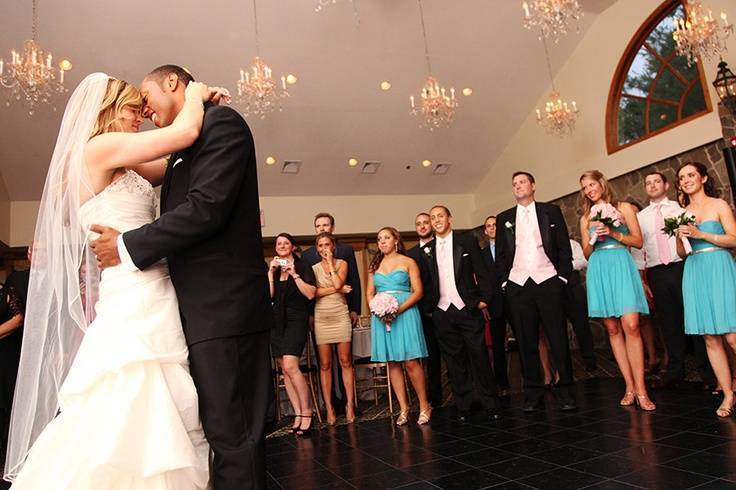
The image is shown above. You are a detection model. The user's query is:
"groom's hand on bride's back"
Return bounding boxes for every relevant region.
[89,224,122,269]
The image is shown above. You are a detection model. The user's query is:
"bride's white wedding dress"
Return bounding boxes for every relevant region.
[10,170,210,489]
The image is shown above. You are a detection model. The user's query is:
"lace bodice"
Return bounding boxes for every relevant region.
[79,170,157,235]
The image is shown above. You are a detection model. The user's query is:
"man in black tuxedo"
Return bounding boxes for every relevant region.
[482,216,510,395]
[495,172,576,412]
[405,212,443,407]
[302,213,362,413]
[422,205,502,421]
[90,65,273,490]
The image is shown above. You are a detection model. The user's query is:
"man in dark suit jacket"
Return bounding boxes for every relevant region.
[495,171,576,412]
[90,65,273,490]
[421,205,502,421]
[482,215,510,394]
[405,212,443,407]
[302,212,362,320]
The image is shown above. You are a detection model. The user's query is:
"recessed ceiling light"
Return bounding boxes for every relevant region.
[421,159,432,167]
[59,59,72,71]
[462,88,473,96]
[286,74,297,85]
[265,156,276,165]
[348,158,359,167]
[380,81,392,91]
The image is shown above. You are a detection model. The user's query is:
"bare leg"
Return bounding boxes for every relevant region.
[337,342,356,422]
[539,327,554,386]
[282,355,312,430]
[277,357,301,430]
[639,315,658,372]
[388,362,409,413]
[603,318,636,401]
[620,313,651,406]
[704,334,735,416]
[317,344,336,424]
[404,359,430,412]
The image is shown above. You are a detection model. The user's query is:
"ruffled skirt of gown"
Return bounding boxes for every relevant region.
[10,263,210,490]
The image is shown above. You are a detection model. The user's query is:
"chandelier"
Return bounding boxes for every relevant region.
[522,0,583,43]
[409,0,458,130]
[0,0,71,115]
[236,0,291,119]
[535,38,579,136]
[672,1,733,66]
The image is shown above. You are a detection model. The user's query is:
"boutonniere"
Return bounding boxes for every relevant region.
[505,221,515,234]
[423,246,433,258]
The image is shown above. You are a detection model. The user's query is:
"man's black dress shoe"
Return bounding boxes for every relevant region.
[559,401,577,412]
[522,402,541,413]
[487,409,502,421]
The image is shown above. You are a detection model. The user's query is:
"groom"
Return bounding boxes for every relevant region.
[90,65,273,490]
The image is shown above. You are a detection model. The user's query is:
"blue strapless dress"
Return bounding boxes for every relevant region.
[683,221,736,335]
[586,224,649,318]
[370,270,428,362]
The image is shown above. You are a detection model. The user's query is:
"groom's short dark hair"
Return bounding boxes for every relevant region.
[146,64,195,86]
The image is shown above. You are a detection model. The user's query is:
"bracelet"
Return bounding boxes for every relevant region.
[292,274,301,280]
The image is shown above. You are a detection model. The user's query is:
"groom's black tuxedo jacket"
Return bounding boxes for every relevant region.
[494,202,573,285]
[421,232,502,317]
[124,103,273,345]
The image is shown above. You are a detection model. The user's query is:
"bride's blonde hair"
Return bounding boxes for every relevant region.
[89,78,143,139]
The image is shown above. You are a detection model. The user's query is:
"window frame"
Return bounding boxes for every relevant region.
[605,0,713,155]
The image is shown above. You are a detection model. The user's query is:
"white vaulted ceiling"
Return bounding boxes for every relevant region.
[0,0,617,200]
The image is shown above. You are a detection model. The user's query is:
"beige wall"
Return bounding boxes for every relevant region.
[4,193,477,248]
[9,201,40,247]
[260,193,477,237]
[0,174,9,245]
[471,0,732,221]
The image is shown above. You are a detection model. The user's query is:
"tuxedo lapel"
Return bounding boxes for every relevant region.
[505,214,517,263]
[453,239,463,285]
[536,205,552,254]
[160,152,177,212]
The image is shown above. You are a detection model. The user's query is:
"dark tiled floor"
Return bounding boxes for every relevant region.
[266,378,736,489]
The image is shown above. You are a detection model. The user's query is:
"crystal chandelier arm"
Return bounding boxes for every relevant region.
[417,0,433,76]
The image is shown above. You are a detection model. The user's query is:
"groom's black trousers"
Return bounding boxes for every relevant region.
[189,330,272,490]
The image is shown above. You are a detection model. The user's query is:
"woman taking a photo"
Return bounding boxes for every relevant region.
[268,233,317,435]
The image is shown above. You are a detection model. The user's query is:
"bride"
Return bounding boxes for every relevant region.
[4,73,225,489]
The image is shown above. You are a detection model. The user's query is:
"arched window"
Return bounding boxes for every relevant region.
[606,0,712,154]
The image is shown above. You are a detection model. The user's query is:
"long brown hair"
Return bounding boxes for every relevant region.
[578,170,618,218]
[677,161,719,207]
[89,78,143,139]
[369,227,405,273]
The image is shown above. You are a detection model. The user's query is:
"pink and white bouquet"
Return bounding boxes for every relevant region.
[588,203,623,245]
[661,211,696,255]
[369,292,400,333]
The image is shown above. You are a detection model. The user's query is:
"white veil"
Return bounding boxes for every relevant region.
[4,72,109,481]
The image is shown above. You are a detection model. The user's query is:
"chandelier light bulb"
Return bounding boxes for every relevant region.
[521,0,584,43]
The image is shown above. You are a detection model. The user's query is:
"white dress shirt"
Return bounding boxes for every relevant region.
[117,234,139,271]
[488,239,496,261]
[509,202,558,286]
[636,198,683,269]
[435,231,465,311]
[570,239,587,271]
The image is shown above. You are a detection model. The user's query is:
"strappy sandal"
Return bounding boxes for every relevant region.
[417,407,432,425]
[620,391,635,406]
[395,410,410,426]
[635,393,656,412]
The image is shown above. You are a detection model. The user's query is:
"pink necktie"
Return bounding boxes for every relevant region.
[655,204,671,265]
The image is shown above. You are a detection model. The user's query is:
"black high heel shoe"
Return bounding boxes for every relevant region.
[296,415,314,437]
[290,415,302,433]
